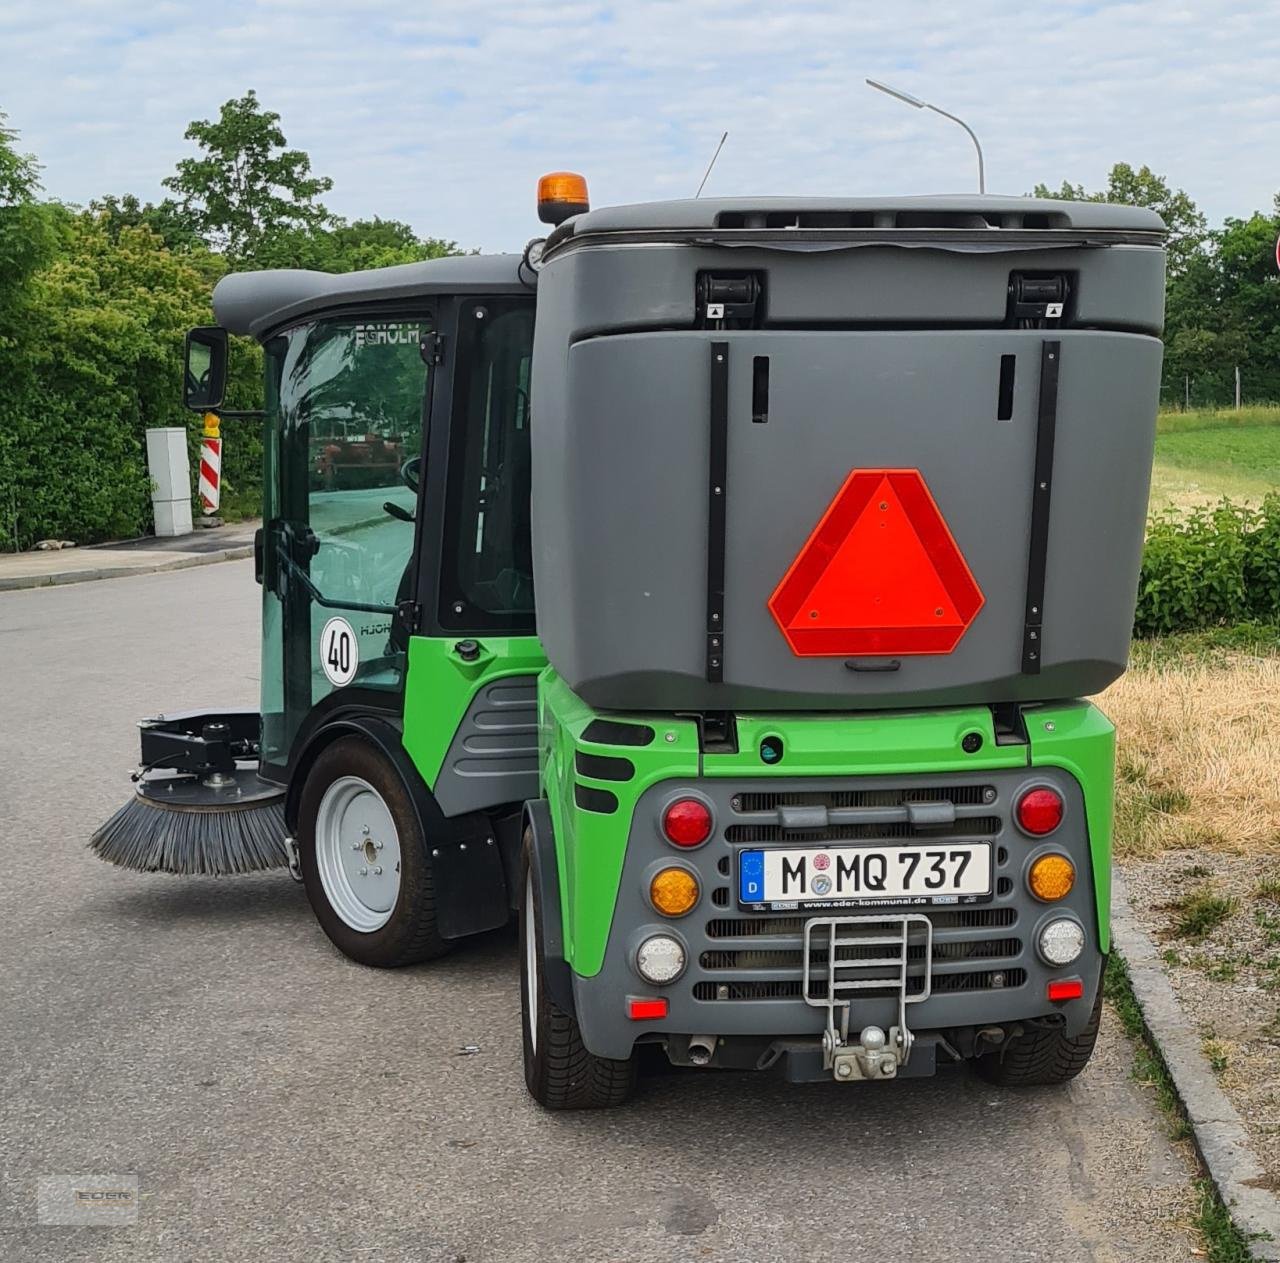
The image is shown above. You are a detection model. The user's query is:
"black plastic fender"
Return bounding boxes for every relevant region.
[523,799,577,1018]
[287,713,510,941]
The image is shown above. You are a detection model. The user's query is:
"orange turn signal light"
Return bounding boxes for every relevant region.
[649,867,700,917]
[537,171,590,226]
[1029,853,1075,902]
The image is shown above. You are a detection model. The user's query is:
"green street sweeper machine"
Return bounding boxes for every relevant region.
[93,177,1167,1108]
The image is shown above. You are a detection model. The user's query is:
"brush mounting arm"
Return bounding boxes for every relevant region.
[137,709,261,776]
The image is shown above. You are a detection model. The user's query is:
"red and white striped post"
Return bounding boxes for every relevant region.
[199,412,221,516]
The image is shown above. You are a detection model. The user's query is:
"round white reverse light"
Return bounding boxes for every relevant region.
[636,935,686,984]
[1039,918,1085,967]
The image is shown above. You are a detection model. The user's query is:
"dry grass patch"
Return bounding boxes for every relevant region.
[1100,640,1280,857]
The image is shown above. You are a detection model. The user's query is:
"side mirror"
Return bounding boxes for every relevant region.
[184,326,228,412]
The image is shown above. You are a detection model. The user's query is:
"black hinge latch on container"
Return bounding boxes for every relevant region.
[696,273,762,326]
[1009,273,1069,323]
[419,332,445,365]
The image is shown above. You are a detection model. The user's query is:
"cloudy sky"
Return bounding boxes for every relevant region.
[1,1,1277,253]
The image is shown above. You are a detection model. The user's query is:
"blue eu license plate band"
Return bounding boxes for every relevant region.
[739,849,766,903]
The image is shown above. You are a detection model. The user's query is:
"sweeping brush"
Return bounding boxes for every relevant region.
[90,769,289,876]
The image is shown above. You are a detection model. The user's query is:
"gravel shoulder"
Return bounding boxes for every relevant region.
[1122,848,1280,1192]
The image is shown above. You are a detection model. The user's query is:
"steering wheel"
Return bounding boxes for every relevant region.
[383,456,422,524]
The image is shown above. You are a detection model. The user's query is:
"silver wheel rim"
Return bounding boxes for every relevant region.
[314,775,402,933]
[524,870,538,1055]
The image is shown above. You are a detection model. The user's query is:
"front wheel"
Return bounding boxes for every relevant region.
[520,831,635,1109]
[974,988,1103,1086]
[298,736,449,968]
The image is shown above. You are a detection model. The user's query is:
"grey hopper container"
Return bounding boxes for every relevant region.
[530,196,1166,713]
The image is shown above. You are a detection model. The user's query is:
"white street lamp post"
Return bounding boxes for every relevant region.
[866,78,986,194]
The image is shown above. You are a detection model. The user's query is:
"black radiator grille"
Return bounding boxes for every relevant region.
[706,906,1017,938]
[932,969,1028,994]
[694,980,805,1001]
[700,937,1021,971]
[734,785,993,812]
[692,969,1028,1003]
[725,816,999,844]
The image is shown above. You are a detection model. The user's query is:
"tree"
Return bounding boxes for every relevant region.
[1210,208,1280,402]
[0,113,65,547]
[1031,162,1256,405]
[320,217,459,271]
[0,111,57,319]
[1033,163,1208,276]
[163,90,333,263]
[89,194,204,252]
[1160,247,1236,405]
[0,109,40,206]
[252,215,460,272]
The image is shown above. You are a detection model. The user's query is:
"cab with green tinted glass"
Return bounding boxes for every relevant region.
[205,255,545,965]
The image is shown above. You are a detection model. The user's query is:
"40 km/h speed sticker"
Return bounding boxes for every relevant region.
[320,616,359,687]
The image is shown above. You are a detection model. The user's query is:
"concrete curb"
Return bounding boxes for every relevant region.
[1112,871,1280,1260]
[0,545,254,592]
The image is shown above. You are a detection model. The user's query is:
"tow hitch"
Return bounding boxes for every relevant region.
[802,914,933,1081]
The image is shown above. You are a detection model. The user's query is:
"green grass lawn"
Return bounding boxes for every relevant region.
[1150,406,1280,511]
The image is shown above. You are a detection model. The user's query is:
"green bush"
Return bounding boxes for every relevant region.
[0,213,266,549]
[1134,496,1280,635]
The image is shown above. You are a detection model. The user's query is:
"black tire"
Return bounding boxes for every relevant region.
[519,830,635,1109]
[298,735,449,969]
[974,987,1104,1086]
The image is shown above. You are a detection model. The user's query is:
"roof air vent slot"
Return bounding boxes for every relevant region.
[894,211,993,230]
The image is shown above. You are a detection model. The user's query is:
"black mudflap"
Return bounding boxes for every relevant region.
[433,834,510,940]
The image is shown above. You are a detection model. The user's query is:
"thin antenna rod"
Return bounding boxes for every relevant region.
[695,131,729,198]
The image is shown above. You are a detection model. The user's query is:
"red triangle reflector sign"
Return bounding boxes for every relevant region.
[768,469,984,657]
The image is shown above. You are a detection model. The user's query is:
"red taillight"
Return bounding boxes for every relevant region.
[628,997,668,1020]
[662,798,712,847]
[1046,978,1084,1002]
[1016,787,1064,836]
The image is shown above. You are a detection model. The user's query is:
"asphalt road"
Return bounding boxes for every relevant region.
[0,561,1201,1262]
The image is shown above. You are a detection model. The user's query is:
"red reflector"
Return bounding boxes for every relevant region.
[628,997,668,1021]
[1047,979,1084,1002]
[768,468,984,658]
[1017,787,1064,836]
[662,798,712,847]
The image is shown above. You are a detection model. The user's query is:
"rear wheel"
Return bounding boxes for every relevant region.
[520,831,635,1109]
[298,736,449,968]
[974,988,1103,1086]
